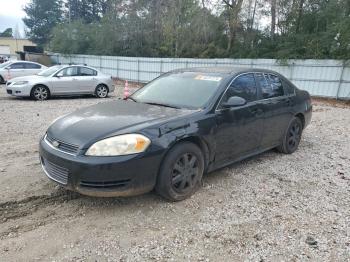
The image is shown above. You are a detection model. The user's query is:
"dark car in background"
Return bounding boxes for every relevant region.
[39,67,312,201]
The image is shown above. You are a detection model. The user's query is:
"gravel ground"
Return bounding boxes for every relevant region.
[0,85,349,261]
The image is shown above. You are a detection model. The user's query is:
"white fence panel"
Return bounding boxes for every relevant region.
[52,54,350,99]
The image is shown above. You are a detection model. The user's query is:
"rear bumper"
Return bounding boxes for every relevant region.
[304,105,312,128]
[39,137,163,197]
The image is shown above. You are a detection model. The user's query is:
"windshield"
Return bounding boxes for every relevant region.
[38,65,63,76]
[131,72,224,109]
[0,61,12,68]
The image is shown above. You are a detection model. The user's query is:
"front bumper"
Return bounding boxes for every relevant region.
[39,137,163,197]
[6,83,32,97]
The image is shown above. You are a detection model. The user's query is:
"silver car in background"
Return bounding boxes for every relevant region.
[5,65,115,100]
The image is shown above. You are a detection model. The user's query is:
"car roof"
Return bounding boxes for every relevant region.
[170,67,281,76]
[59,64,97,70]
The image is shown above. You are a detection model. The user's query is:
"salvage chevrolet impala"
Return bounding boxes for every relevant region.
[39,68,312,201]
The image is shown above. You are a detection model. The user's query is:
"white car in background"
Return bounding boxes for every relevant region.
[5,65,115,100]
[0,61,47,83]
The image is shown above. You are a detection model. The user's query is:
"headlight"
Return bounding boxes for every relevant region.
[13,81,29,85]
[85,134,151,156]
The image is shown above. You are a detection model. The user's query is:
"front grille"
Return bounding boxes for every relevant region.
[6,89,12,94]
[80,179,131,189]
[46,134,79,155]
[41,157,69,185]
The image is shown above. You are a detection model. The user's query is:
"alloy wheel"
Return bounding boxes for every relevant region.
[96,85,108,98]
[287,121,301,151]
[33,86,48,100]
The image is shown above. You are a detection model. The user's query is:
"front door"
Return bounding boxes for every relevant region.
[213,73,264,167]
[50,66,79,94]
[8,62,27,78]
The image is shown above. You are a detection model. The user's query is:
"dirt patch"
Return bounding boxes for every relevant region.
[0,85,349,261]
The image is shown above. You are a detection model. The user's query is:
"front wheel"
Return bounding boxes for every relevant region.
[277,117,303,154]
[95,84,109,98]
[31,85,50,101]
[156,142,204,201]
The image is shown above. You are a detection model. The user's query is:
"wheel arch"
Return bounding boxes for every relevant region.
[160,135,211,173]
[96,83,109,91]
[295,113,305,129]
[31,83,51,95]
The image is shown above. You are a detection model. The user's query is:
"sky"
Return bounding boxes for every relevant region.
[0,0,30,37]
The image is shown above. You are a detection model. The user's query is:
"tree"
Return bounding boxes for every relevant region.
[0,28,13,37]
[23,0,63,46]
[222,0,244,52]
[270,0,276,37]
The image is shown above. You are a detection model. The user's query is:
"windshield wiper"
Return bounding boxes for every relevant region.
[125,97,138,102]
[143,102,180,109]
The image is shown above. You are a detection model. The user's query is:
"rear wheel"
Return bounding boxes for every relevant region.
[95,84,109,98]
[156,142,204,201]
[277,117,303,154]
[31,85,50,101]
[0,75,4,84]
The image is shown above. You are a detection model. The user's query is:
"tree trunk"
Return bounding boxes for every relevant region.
[270,0,276,37]
[224,0,244,52]
[295,0,305,33]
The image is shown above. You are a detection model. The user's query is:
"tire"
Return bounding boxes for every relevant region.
[277,117,303,154]
[31,85,50,101]
[95,84,109,98]
[0,75,4,84]
[156,142,204,201]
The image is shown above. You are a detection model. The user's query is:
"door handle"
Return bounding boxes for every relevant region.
[284,98,292,106]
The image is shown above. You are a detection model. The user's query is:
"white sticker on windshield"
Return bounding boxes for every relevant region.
[195,75,222,82]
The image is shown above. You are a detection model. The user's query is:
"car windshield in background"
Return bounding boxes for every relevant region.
[0,61,12,68]
[38,65,63,77]
[131,72,223,109]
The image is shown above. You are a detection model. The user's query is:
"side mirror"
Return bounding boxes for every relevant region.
[222,96,247,108]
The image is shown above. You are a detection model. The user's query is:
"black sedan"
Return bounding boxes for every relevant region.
[39,67,312,201]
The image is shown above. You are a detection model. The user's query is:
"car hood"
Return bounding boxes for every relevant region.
[47,100,194,148]
[9,75,44,82]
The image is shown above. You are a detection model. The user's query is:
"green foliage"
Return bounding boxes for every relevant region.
[23,0,63,46]
[23,0,350,59]
[0,28,13,37]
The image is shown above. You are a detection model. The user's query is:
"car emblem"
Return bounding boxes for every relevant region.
[52,141,60,148]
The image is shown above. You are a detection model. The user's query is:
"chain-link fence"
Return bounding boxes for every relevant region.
[50,54,350,99]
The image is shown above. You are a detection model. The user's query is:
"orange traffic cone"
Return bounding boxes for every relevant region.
[124,80,129,99]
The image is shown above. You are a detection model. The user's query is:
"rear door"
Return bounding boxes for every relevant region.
[24,62,43,75]
[214,73,264,167]
[76,67,98,93]
[255,73,294,149]
[49,66,79,94]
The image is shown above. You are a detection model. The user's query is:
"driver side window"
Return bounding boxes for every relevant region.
[220,73,257,107]
[57,67,78,77]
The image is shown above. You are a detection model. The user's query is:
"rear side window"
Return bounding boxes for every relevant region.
[25,63,41,69]
[9,63,26,69]
[79,67,97,76]
[282,79,295,95]
[256,73,284,99]
[221,73,257,104]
